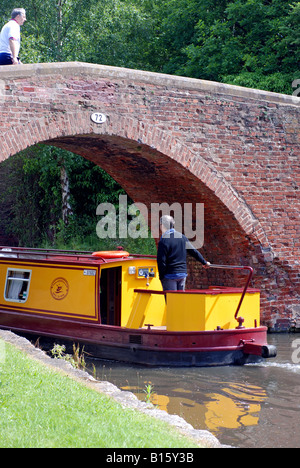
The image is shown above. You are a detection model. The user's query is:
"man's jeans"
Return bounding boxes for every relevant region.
[0,53,13,65]
[161,277,186,291]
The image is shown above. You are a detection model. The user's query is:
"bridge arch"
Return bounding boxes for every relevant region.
[0,62,299,328]
[1,109,268,245]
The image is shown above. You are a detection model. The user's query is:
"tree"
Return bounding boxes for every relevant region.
[5,0,159,67]
[156,0,299,94]
[1,0,298,93]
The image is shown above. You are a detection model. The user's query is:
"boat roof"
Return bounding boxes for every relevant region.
[0,246,155,265]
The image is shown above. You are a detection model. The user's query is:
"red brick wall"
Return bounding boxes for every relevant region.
[0,63,299,329]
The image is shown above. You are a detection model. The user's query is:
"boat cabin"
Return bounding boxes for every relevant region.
[0,247,260,332]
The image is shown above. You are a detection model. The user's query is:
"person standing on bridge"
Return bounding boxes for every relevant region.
[157,215,210,291]
[0,8,26,66]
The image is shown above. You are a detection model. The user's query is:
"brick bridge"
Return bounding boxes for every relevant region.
[0,62,299,329]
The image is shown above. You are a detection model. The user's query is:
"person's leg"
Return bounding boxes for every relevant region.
[0,53,13,65]
[161,278,178,291]
[176,277,186,291]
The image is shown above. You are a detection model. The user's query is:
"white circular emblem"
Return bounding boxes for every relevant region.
[90,113,107,124]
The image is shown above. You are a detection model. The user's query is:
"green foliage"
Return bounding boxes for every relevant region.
[162,0,299,93]
[0,149,59,246]
[51,343,86,370]
[143,382,156,404]
[0,0,160,67]
[0,145,157,254]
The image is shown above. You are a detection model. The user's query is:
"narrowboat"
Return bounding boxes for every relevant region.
[0,246,276,366]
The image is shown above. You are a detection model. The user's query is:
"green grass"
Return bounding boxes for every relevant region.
[0,341,198,448]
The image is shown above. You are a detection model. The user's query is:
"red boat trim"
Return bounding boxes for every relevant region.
[134,288,260,295]
[0,322,249,354]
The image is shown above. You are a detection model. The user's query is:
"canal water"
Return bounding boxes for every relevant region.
[86,334,300,448]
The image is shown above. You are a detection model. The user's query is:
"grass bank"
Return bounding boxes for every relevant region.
[0,340,199,448]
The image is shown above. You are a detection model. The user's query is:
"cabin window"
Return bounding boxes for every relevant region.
[4,269,32,303]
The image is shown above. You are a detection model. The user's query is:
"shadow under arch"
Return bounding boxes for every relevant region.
[2,110,271,265]
[42,131,266,289]
[2,111,269,249]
